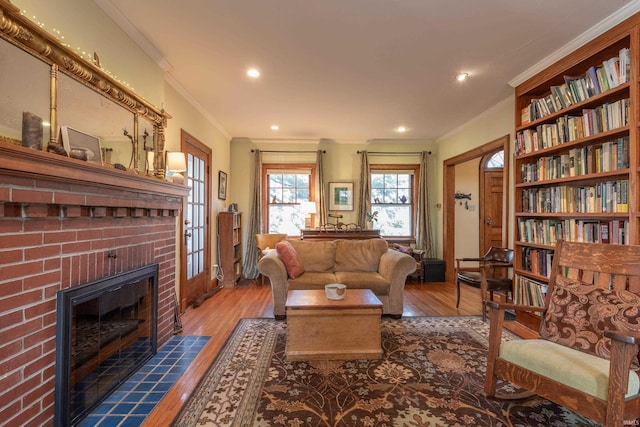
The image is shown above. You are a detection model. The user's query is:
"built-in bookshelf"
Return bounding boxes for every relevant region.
[512,14,639,329]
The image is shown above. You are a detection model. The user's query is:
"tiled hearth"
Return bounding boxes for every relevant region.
[81,336,209,427]
[0,143,189,426]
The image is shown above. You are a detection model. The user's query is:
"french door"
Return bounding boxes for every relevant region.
[180,130,212,310]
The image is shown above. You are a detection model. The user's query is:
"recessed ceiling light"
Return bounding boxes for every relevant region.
[456,72,469,82]
[247,68,260,78]
[271,125,279,130]
[397,126,407,133]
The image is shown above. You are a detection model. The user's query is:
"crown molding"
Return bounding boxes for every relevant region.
[509,2,640,88]
[436,96,513,143]
[94,0,172,72]
[165,74,232,141]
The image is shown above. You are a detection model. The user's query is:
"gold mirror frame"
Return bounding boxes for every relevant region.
[0,0,169,177]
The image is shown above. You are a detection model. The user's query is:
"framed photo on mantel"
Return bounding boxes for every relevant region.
[328,182,354,211]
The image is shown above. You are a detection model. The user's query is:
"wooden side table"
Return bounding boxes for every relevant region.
[285,289,383,361]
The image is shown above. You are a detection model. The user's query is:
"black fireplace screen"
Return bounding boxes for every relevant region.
[55,264,158,426]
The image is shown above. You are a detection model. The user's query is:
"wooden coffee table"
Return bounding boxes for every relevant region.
[285,289,383,361]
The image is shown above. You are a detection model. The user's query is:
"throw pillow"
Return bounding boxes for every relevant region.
[540,274,640,369]
[276,240,305,279]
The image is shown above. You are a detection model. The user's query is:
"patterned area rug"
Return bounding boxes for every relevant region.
[173,317,599,426]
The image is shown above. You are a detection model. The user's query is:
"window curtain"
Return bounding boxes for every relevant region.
[357,151,371,227]
[243,149,262,279]
[417,151,435,257]
[316,150,327,226]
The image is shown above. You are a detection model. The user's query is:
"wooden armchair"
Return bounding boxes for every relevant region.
[484,240,640,427]
[455,247,513,320]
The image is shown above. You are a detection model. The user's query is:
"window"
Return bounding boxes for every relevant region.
[485,150,504,168]
[263,164,316,235]
[370,165,418,237]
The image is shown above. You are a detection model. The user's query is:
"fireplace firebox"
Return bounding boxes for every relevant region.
[54,264,159,426]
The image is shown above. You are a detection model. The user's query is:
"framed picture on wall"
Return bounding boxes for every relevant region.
[328,182,354,211]
[218,170,227,200]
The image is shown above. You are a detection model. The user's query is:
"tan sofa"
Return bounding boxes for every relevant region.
[257,238,417,319]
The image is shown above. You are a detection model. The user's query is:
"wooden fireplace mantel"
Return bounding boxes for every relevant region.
[0,142,189,214]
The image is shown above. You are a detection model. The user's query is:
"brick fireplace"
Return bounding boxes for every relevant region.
[0,143,189,426]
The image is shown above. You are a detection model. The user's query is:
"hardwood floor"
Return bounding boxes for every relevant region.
[141,279,535,426]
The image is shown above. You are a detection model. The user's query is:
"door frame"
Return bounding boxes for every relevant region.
[179,129,212,311]
[443,134,510,283]
[479,153,504,255]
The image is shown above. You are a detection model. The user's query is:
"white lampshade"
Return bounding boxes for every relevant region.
[166,151,187,172]
[300,201,316,214]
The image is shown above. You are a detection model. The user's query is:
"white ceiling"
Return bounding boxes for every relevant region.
[100,0,637,143]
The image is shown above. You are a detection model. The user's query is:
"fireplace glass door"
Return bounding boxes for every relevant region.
[55,264,158,426]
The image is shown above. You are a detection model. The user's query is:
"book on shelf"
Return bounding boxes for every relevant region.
[514,275,548,308]
[518,217,629,245]
[515,100,629,156]
[619,47,630,83]
[603,57,620,88]
[521,104,532,125]
[617,179,629,213]
[586,66,601,95]
[599,222,610,244]
[517,52,629,131]
[521,247,553,277]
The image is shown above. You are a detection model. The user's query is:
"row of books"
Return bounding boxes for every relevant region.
[520,137,629,182]
[515,99,629,155]
[521,247,554,278]
[521,47,630,124]
[520,179,629,214]
[518,218,629,245]
[513,275,548,308]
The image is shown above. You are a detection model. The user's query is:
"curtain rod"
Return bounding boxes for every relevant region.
[251,149,326,153]
[356,151,431,155]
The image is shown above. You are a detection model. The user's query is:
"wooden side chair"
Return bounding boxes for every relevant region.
[484,240,640,427]
[255,234,288,285]
[455,247,513,320]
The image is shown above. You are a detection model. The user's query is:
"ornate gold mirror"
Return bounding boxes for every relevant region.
[0,0,169,177]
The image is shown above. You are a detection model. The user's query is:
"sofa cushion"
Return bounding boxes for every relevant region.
[334,239,388,272]
[288,272,337,290]
[540,275,640,369]
[334,272,390,295]
[289,240,336,272]
[276,240,305,279]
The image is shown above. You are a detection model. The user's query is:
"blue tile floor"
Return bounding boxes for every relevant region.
[80,335,210,427]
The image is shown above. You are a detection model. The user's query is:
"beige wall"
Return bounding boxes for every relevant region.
[454,158,481,259]
[434,97,515,258]
[230,139,438,248]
